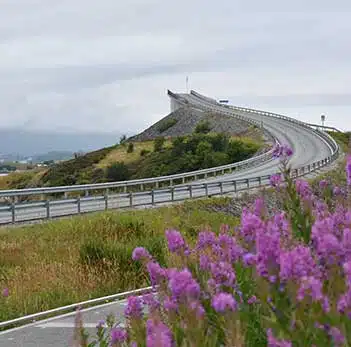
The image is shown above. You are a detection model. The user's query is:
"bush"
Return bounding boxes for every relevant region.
[154,136,166,152]
[157,118,178,133]
[140,149,150,157]
[127,142,134,153]
[105,162,130,181]
[194,120,212,134]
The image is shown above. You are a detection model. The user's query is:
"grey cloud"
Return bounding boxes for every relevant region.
[0,0,350,133]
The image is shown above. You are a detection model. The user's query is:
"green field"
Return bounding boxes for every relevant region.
[0,197,237,321]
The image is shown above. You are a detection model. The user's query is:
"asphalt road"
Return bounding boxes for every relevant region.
[0,299,129,347]
[0,96,332,224]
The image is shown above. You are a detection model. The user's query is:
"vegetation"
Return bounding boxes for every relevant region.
[194,120,212,134]
[157,118,178,133]
[72,145,351,346]
[153,136,166,152]
[105,162,130,182]
[126,142,134,153]
[131,133,260,179]
[0,201,238,322]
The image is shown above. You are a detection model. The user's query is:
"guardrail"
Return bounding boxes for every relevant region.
[0,90,340,224]
[0,145,339,225]
[0,286,153,330]
[0,92,279,200]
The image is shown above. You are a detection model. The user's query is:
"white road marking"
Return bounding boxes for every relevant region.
[37,322,125,329]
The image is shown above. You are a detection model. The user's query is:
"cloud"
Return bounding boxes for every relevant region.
[0,0,350,133]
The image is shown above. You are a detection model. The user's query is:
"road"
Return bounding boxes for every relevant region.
[0,299,129,347]
[0,93,332,224]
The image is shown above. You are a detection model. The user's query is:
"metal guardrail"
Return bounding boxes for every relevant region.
[0,91,340,224]
[0,286,153,330]
[0,92,278,199]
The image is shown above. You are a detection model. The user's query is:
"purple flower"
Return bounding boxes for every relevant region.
[168,268,200,301]
[295,180,312,199]
[279,245,319,281]
[267,329,292,347]
[199,254,211,271]
[256,228,281,278]
[270,174,282,187]
[346,155,351,186]
[248,295,258,305]
[333,186,342,196]
[319,179,328,189]
[210,261,236,287]
[124,296,143,320]
[272,144,293,159]
[147,261,166,286]
[297,276,324,302]
[211,292,237,313]
[164,296,178,312]
[243,253,256,267]
[165,229,186,254]
[2,288,9,298]
[146,319,173,347]
[142,293,160,312]
[329,327,345,346]
[110,327,128,344]
[189,301,205,318]
[96,320,105,329]
[240,210,265,244]
[132,247,151,261]
[196,231,217,249]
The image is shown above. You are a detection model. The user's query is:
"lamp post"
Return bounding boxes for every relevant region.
[321,114,326,127]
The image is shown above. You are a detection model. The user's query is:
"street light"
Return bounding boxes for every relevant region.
[321,114,326,127]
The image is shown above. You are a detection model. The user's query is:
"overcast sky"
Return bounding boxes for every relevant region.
[1,0,351,134]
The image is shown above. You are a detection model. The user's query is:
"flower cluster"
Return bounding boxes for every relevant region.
[79,146,351,346]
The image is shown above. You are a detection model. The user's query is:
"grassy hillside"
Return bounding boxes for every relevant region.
[0,199,238,321]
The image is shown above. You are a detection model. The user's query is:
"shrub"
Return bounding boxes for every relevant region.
[126,142,134,153]
[194,120,212,134]
[154,136,166,152]
[105,162,130,181]
[157,118,178,133]
[119,134,127,145]
[140,149,150,157]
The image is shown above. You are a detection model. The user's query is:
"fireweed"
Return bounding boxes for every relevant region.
[76,146,351,346]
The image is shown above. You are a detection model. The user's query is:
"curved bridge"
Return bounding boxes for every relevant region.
[0,90,339,224]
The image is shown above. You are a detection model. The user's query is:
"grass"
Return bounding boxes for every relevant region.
[0,199,239,321]
[98,140,171,168]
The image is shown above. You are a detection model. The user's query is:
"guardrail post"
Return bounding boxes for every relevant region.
[312,163,316,171]
[155,181,159,189]
[307,164,311,172]
[77,197,81,214]
[46,200,50,219]
[205,183,208,196]
[140,184,144,191]
[64,192,68,199]
[204,173,208,179]
[151,190,155,205]
[171,187,175,201]
[220,182,223,195]
[170,179,173,186]
[233,181,237,192]
[124,185,127,193]
[246,179,249,189]
[104,193,108,210]
[189,185,193,198]
[11,202,15,224]
[129,192,133,207]
[258,177,262,186]
[182,177,185,184]
[85,190,89,197]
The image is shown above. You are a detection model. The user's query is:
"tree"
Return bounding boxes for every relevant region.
[105,162,130,181]
[127,142,134,153]
[154,137,166,152]
[120,135,127,145]
[194,120,212,134]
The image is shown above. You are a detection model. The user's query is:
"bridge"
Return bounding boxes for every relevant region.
[0,90,341,346]
[0,90,339,225]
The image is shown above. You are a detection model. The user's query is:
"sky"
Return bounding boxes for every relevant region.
[1,0,351,135]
